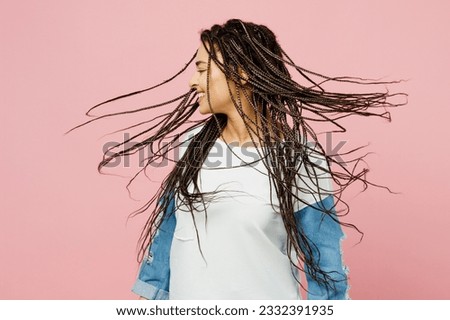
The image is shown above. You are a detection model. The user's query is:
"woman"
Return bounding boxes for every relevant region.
[66,19,406,299]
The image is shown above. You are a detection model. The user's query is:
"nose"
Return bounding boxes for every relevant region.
[189,71,198,90]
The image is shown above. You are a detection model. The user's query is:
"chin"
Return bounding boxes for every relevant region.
[198,108,210,115]
[198,105,213,115]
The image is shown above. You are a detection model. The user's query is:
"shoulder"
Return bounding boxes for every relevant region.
[177,124,205,160]
[293,140,334,211]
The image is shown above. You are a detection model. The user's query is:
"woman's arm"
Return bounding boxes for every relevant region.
[294,195,349,300]
[131,195,177,300]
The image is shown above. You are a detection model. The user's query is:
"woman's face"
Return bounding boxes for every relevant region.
[189,42,238,115]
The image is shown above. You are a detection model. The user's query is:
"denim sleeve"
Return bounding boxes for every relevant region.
[131,197,176,300]
[295,195,349,300]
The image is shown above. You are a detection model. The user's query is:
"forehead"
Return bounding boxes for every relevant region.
[195,41,223,64]
[196,42,209,60]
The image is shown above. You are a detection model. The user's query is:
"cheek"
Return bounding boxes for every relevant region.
[209,75,232,103]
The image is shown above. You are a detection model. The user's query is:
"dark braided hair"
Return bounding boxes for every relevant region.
[65,19,407,294]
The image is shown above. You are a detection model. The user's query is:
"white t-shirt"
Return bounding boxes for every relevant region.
[169,128,332,300]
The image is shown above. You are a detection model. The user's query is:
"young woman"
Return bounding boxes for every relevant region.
[66,19,406,300]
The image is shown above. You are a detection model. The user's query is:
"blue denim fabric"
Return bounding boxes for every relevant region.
[131,196,176,300]
[131,194,349,300]
[294,195,349,300]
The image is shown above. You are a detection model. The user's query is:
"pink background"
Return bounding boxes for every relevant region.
[1,0,449,299]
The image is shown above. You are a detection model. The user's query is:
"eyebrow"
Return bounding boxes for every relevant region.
[195,61,207,67]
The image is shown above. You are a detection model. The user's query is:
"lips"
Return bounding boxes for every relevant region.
[197,92,205,101]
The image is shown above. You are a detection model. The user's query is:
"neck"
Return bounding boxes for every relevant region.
[220,115,259,147]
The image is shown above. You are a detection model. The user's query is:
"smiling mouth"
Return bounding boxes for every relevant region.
[197,92,206,103]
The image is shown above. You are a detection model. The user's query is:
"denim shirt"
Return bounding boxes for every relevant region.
[131,193,349,300]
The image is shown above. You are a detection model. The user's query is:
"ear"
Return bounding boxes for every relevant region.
[238,67,249,85]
